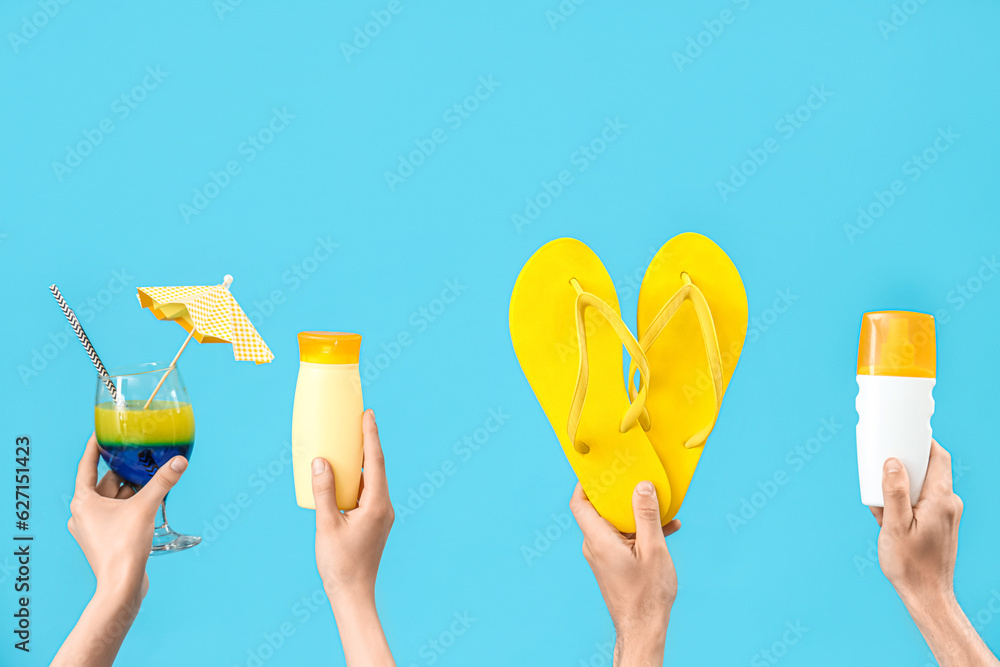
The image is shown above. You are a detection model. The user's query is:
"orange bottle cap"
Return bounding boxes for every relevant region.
[857,311,936,378]
[298,332,361,364]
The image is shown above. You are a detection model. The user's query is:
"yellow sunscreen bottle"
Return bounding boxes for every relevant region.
[292,332,364,510]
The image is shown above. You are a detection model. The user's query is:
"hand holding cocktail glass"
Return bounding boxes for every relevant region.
[52,276,274,555]
[51,433,189,667]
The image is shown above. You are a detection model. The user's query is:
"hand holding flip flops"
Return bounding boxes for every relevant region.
[510,233,749,531]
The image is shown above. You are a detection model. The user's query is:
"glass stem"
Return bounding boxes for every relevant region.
[157,497,170,532]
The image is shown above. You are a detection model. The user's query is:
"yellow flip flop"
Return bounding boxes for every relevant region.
[628,232,748,521]
[510,238,672,532]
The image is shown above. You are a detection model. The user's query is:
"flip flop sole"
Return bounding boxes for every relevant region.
[511,238,671,532]
[638,232,748,520]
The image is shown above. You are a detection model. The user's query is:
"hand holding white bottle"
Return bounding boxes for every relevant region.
[856,311,936,507]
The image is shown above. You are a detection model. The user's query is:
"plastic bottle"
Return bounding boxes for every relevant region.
[856,311,936,507]
[292,332,364,510]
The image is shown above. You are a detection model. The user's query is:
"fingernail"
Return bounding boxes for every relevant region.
[367,409,376,423]
[885,458,900,474]
[312,458,325,475]
[170,457,188,473]
[637,481,655,496]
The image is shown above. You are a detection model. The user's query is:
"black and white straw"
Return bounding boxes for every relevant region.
[49,284,118,401]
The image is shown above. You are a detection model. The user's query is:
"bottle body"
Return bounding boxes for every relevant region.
[292,361,364,510]
[856,374,935,506]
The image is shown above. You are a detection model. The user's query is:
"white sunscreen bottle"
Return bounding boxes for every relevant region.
[856,311,936,507]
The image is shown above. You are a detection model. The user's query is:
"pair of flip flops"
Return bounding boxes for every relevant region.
[509,233,749,532]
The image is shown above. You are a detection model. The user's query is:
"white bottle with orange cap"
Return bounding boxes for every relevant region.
[292,332,364,510]
[856,311,936,507]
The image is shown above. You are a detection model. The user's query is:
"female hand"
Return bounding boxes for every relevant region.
[312,409,396,666]
[312,409,394,601]
[68,433,188,600]
[570,481,680,666]
[53,433,188,667]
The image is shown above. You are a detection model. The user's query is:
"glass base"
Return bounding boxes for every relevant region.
[151,499,200,555]
[151,524,201,554]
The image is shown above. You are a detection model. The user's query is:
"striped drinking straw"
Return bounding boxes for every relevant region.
[49,284,119,402]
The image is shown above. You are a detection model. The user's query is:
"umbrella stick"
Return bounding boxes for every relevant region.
[143,327,196,409]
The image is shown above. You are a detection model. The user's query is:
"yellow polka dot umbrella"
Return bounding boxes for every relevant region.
[137,275,273,407]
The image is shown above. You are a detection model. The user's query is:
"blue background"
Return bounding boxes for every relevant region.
[2,0,999,665]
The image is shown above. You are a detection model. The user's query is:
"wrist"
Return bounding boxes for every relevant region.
[94,579,144,612]
[898,584,958,626]
[615,611,669,666]
[615,628,667,667]
[325,581,377,614]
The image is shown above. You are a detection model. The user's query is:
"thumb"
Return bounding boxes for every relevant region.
[881,457,913,529]
[136,456,188,508]
[311,458,343,526]
[632,481,666,553]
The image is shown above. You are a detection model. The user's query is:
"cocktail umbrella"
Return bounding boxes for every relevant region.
[137,274,273,407]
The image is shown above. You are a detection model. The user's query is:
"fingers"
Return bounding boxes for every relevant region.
[662,519,682,538]
[569,483,618,549]
[311,457,344,527]
[920,440,953,499]
[881,457,913,529]
[870,506,884,527]
[116,484,138,500]
[632,482,667,553]
[75,433,100,493]
[360,410,389,502]
[135,456,188,508]
[96,470,124,498]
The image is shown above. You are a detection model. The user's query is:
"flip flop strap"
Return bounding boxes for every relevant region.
[567,279,651,454]
[628,274,724,449]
